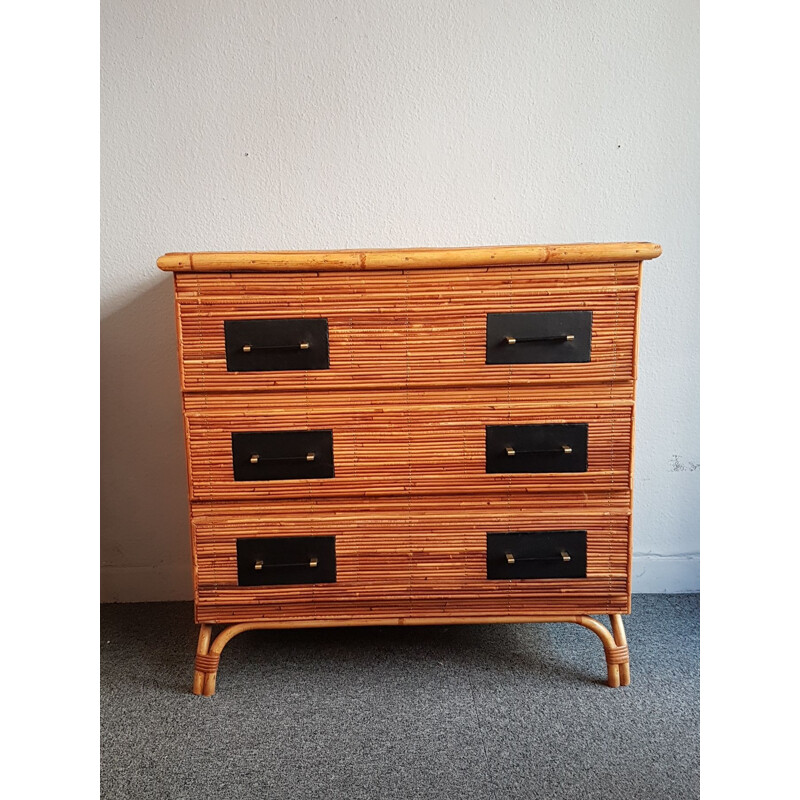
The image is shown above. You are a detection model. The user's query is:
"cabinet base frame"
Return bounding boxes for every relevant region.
[192,614,630,697]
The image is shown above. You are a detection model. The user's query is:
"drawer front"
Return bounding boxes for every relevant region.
[190,497,630,623]
[224,318,329,372]
[486,530,587,579]
[236,536,336,586]
[175,263,640,394]
[231,430,334,481]
[485,311,593,364]
[485,424,588,474]
[184,389,632,501]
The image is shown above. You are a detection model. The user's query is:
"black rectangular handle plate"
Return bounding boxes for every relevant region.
[487,531,587,580]
[237,536,336,586]
[486,311,592,364]
[224,318,330,372]
[486,424,588,473]
[232,430,334,481]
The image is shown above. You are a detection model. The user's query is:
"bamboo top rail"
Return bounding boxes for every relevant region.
[157,242,662,273]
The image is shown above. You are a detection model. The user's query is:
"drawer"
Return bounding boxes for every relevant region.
[190,496,630,623]
[183,388,632,501]
[174,263,640,393]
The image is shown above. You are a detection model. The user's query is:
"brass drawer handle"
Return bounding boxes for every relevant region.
[505,445,573,456]
[254,556,319,570]
[249,452,316,464]
[504,335,575,345]
[505,551,571,565]
[242,341,310,353]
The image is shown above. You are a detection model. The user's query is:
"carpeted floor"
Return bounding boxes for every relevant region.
[101,594,699,799]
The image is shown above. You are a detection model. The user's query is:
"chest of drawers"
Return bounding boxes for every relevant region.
[158,242,661,695]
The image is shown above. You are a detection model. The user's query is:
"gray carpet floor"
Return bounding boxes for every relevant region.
[101,594,699,800]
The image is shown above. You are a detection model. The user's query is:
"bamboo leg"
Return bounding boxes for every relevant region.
[574,616,625,688]
[192,624,217,696]
[200,623,265,697]
[203,668,217,697]
[609,614,631,686]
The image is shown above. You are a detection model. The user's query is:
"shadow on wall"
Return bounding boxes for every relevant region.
[101,276,193,602]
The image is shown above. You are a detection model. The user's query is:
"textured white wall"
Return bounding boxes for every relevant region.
[101,0,698,600]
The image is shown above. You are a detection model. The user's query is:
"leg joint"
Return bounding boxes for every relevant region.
[605,644,629,665]
[195,652,220,673]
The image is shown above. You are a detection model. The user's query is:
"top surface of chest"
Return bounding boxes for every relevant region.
[157,242,661,272]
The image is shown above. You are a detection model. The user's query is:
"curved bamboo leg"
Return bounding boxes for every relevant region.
[200,623,269,696]
[609,614,631,686]
[192,624,218,696]
[574,616,628,688]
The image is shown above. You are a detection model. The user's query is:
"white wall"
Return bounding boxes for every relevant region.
[101,0,698,600]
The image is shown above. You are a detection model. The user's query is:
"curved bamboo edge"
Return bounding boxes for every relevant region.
[158,242,662,272]
[191,614,631,696]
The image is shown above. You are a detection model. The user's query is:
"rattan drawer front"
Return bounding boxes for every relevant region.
[191,498,630,623]
[175,263,640,393]
[184,390,632,501]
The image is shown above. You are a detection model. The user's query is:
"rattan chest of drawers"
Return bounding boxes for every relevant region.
[158,242,661,695]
